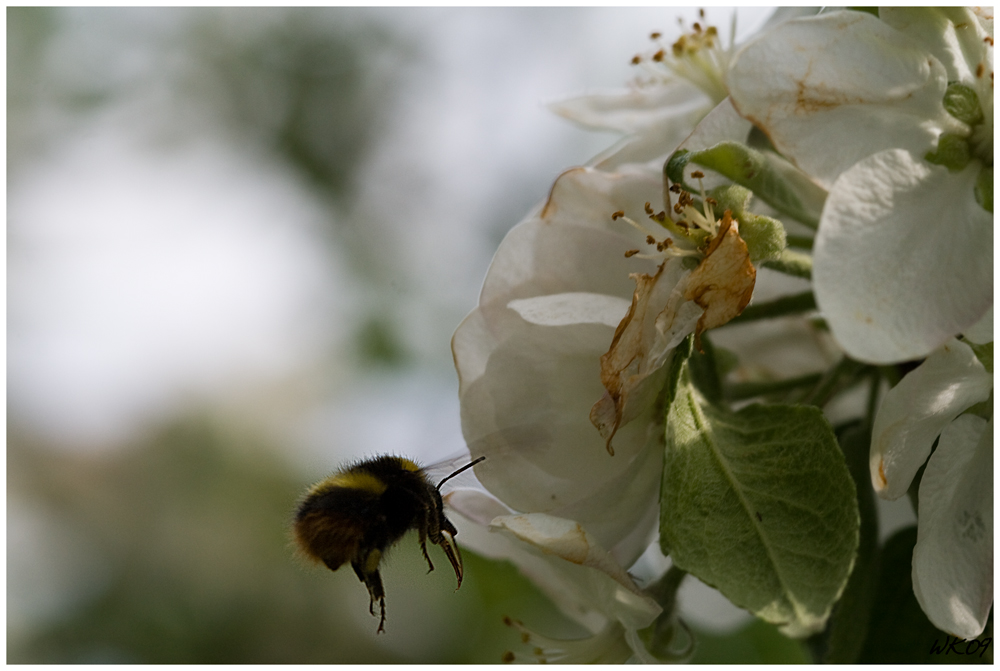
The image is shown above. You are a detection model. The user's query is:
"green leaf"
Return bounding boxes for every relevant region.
[660,360,860,637]
[681,142,827,229]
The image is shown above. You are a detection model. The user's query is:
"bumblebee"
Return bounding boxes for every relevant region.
[293,455,484,633]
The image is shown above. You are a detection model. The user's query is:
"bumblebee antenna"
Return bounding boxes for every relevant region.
[436,456,486,491]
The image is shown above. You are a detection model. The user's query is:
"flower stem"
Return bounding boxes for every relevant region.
[638,565,694,663]
[864,370,882,433]
[761,248,812,279]
[801,356,869,407]
[724,372,823,402]
[728,291,816,325]
[786,234,814,250]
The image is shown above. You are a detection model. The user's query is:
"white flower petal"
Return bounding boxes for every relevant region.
[589,105,709,170]
[477,167,664,308]
[455,301,663,554]
[677,97,753,165]
[508,292,630,328]
[870,339,992,500]
[881,7,992,85]
[814,149,993,363]
[549,81,706,135]
[453,165,685,553]
[963,306,993,345]
[727,11,954,187]
[492,513,662,631]
[913,415,993,638]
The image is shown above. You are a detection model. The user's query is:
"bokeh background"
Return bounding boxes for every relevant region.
[7,7,855,663]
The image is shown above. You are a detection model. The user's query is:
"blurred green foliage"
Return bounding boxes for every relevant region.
[7,416,572,663]
[181,8,409,203]
[689,619,810,664]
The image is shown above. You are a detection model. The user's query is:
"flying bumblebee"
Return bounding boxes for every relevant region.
[293,454,485,633]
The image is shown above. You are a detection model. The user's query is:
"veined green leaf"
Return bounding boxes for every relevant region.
[660,358,859,637]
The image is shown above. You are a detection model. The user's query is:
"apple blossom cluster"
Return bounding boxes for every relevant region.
[449,7,992,663]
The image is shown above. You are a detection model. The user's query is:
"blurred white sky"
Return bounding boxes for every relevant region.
[7,8,774,455]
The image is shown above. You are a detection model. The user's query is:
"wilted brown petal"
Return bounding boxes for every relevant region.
[590,213,756,453]
[684,212,756,347]
[590,261,701,454]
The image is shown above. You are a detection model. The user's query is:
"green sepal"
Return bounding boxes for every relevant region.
[660,356,860,638]
[669,141,827,229]
[925,133,972,172]
[975,166,992,213]
[709,184,787,264]
[664,149,693,187]
[943,81,984,126]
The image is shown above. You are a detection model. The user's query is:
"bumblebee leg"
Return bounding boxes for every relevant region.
[352,551,388,633]
[426,494,463,588]
[417,523,435,574]
[436,528,464,590]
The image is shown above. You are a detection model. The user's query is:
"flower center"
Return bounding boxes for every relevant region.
[629,10,734,105]
[612,171,723,262]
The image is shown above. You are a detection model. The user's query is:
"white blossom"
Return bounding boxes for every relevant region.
[727,9,993,363]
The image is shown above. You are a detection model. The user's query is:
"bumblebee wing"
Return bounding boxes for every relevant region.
[421,442,528,494]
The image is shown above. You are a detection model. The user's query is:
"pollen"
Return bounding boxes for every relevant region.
[628,11,735,106]
[611,173,724,265]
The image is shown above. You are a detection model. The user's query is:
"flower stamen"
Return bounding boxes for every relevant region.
[629,10,734,105]
[613,172,731,260]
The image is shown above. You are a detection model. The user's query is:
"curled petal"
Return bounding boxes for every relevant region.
[913,415,993,638]
[814,149,993,364]
[870,339,992,500]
